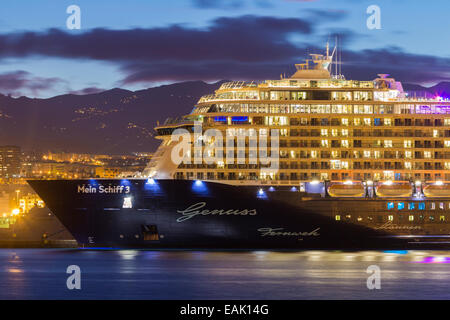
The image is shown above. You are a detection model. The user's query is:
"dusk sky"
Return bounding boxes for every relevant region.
[0,0,449,97]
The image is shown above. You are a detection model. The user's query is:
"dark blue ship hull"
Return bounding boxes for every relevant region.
[27,179,413,249]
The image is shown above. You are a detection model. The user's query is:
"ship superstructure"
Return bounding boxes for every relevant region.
[150,46,450,199]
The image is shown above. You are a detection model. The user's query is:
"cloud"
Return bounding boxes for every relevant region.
[68,87,105,95]
[0,15,311,63]
[191,0,273,9]
[304,8,348,21]
[342,47,450,83]
[191,0,244,9]
[0,15,447,89]
[0,70,66,96]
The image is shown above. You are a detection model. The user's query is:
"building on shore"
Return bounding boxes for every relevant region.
[0,146,21,179]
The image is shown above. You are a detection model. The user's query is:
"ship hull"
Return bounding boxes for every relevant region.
[27,179,450,249]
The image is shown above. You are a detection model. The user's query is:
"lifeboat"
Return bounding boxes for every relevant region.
[328,183,365,197]
[423,184,450,198]
[376,183,412,197]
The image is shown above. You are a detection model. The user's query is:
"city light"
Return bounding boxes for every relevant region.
[11,209,20,216]
[436,181,444,186]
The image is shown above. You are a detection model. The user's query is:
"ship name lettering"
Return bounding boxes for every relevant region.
[176,202,257,222]
[375,222,422,230]
[77,185,96,194]
[77,184,130,194]
[257,227,320,238]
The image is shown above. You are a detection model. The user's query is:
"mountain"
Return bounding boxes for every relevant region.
[403,82,450,98]
[0,81,226,154]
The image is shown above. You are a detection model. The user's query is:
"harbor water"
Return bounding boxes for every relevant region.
[1,249,450,299]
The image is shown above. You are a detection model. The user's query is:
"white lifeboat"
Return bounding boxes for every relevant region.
[423,184,450,198]
[328,183,365,197]
[376,183,412,197]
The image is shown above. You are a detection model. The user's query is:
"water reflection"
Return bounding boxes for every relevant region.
[0,249,450,299]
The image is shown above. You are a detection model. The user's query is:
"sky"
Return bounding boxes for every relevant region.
[0,0,449,97]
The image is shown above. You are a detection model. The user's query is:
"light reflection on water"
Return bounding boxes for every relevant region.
[0,249,450,299]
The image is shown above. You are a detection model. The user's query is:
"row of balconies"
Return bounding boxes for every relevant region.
[179,163,448,170]
[288,119,445,126]
[191,151,450,159]
[176,172,448,182]
[279,141,446,148]
[288,131,449,137]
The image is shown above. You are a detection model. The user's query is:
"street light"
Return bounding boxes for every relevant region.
[15,190,20,206]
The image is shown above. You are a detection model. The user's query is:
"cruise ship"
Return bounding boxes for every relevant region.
[29,45,450,249]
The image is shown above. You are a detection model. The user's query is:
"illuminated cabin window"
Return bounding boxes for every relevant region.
[398,202,405,210]
[424,151,432,159]
[335,215,341,221]
[440,203,445,210]
[405,151,412,159]
[445,119,450,126]
[122,197,132,209]
[214,116,227,122]
[404,140,412,148]
[387,202,394,210]
[430,203,436,210]
[342,140,349,148]
[445,140,450,148]
[418,203,426,210]
[384,140,392,148]
[388,215,393,221]
[440,216,446,222]
[342,161,349,169]
[408,203,415,210]
[342,118,349,126]
[405,162,412,170]
[409,215,414,221]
